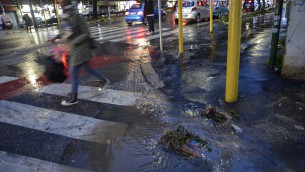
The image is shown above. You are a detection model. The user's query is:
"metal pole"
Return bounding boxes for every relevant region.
[158,0,163,52]
[54,0,60,27]
[28,0,38,30]
[178,0,184,54]
[0,1,5,15]
[108,3,111,19]
[40,0,47,26]
[225,0,242,103]
[209,0,213,32]
[269,0,284,68]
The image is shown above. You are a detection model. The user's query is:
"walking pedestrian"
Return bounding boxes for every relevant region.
[22,14,32,33]
[144,0,154,34]
[48,0,110,106]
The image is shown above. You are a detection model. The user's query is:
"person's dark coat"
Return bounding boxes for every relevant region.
[61,6,93,67]
[23,14,32,26]
[144,0,154,15]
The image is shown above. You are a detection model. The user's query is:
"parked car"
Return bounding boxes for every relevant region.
[211,0,229,18]
[173,0,210,23]
[125,3,167,25]
[0,15,13,30]
[19,17,44,28]
[265,0,274,8]
[41,16,58,26]
[35,17,43,25]
[243,0,255,12]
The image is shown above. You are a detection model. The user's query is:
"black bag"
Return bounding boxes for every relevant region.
[45,56,67,83]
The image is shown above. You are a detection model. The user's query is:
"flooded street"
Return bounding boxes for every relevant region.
[1,11,305,171]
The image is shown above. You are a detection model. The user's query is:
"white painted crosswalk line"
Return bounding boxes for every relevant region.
[0,151,91,172]
[111,28,173,43]
[95,28,148,41]
[0,76,18,84]
[39,83,157,106]
[0,100,127,144]
[90,26,146,37]
[89,27,127,34]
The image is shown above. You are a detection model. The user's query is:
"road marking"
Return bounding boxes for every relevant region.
[0,76,18,84]
[90,26,134,35]
[39,83,156,106]
[89,27,127,35]
[95,28,146,41]
[0,100,127,144]
[111,28,173,43]
[0,151,91,172]
[128,29,179,45]
[91,27,146,38]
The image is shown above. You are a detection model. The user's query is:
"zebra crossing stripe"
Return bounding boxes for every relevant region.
[89,26,126,33]
[0,100,127,144]
[90,26,144,37]
[39,83,156,106]
[0,76,18,84]
[111,29,178,44]
[95,28,147,41]
[93,27,171,42]
[0,151,91,172]
[111,28,173,42]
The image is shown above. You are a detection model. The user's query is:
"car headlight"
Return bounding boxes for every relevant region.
[138,11,143,15]
[125,11,129,15]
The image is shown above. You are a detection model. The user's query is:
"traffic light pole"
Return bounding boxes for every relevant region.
[269,0,284,68]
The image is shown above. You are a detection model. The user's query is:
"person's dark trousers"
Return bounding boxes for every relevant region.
[26,25,31,33]
[147,14,154,33]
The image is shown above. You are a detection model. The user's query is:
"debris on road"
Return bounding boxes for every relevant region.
[294,125,304,130]
[159,126,211,158]
[231,124,243,133]
[202,106,227,123]
[229,109,240,119]
[218,98,226,108]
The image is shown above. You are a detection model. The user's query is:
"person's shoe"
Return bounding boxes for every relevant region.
[98,78,110,91]
[61,93,78,106]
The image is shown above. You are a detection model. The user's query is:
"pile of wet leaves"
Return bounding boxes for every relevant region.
[202,106,227,123]
[201,105,240,123]
[159,126,211,158]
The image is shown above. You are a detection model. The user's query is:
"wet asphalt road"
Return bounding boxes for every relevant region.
[1,13,305,171]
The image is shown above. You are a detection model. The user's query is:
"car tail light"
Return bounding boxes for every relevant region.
[191,7,196,12]
[138,11,143,15]
[125,11,129,15]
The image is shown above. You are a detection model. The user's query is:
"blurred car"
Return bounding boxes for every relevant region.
[211,0,229,18]
[35,17,43,25]
[0,15,13,29]
[243,0,255,12]
[41,16,58,25]
[173,0,210,23]
[18,17,44,28]
[125,3,167,25]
